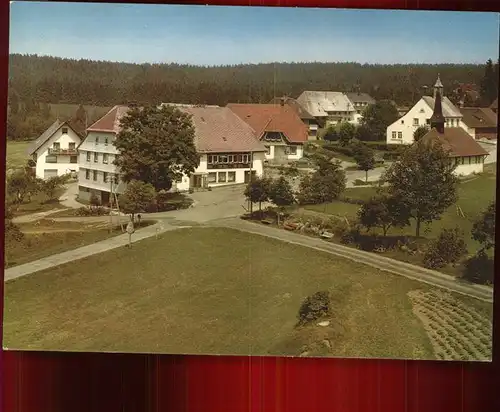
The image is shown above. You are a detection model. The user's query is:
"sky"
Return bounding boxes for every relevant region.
[9,1,500,66]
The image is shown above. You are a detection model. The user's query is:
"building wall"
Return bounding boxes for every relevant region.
[264,144,303,161]
[453,156,485,176]
[386,99,464,145]
[34,126,82,179]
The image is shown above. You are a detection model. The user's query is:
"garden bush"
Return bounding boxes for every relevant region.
[297,291,332,326]
[462,251,494,285]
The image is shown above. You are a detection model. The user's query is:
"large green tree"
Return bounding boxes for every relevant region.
[361,100,400,141]
[471,201,496,252]
[480,59,498,106]
[114,105,200,191]
[119,180,156,221]
[298,157,346,205]
[353,144,375,182]
[382,140,459,237]
[413,125,429,143]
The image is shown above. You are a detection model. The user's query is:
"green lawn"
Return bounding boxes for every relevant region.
[3,227,490,359]
[11,192,67,217]
[6,141,31,170]
[4,220,155,269]
[305,164,497,253]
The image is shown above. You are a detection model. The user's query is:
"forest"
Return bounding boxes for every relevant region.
[5,53,499,141]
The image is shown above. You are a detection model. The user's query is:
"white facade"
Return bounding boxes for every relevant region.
[453,156,485,176]
[386,99,464,145]
[32,125,82,179]
[77,130,265,202]
[263,144,304,162]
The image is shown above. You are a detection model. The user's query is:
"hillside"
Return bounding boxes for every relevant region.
[7,54,492,108]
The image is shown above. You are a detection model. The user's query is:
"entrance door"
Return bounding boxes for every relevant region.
[192,175,202,188]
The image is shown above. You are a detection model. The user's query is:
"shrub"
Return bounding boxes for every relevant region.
[297,291,332,326]
[462,251,494,285]
[75,206,107,216]
[423,228,468,269]
[156,192,193,212]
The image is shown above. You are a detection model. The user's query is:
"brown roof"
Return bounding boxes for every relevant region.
[173,105,267,153]
[27,120,83,155]
[227,103,309,143]
[86,105,130,134]
[460,107,497,128]
[421,127,489,157]
[268,97,315,120]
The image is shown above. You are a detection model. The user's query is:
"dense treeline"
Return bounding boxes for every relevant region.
[6,54,499,140]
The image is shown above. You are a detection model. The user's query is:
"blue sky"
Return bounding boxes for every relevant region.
[9,2,500,65]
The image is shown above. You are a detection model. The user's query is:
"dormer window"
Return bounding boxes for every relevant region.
[62,127,68,134]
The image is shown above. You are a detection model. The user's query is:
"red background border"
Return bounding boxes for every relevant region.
[1,1,499,411]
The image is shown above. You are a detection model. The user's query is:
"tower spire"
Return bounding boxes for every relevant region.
[433,73,444,100]
[430,88,445,134]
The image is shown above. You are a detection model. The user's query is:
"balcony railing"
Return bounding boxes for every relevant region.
[48,148,78,155]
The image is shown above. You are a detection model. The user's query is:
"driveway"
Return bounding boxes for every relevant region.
[59,182,83,209]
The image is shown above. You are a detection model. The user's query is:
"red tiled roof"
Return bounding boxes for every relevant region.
[227,103,309,143]
[86,105,130,134]
[460,107,497,128]
[421,127,489,157]
[173,105,267,153]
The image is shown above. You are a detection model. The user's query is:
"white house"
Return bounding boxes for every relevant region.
[386,76,464,145]
[296,91,358,127]
[77,104,267,203]
[27,120,83,179]
[227,103,309,163]
[345,92,376,123]
[421,88,489,176]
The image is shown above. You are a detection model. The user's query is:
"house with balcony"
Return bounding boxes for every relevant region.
[227,103,309,164]
[386,75,464,145]
[268,96,319,139]
[27,119,83,179]
[77,104,267,203]
[296,91,357,128]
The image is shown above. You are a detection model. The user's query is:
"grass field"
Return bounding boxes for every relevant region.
[6,140,31,170]
[5,219,155,268]
[11,192,67,217]
[2,227,492,360]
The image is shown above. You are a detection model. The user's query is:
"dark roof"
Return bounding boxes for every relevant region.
[430,89,445,127]
[345,92,376,105]
[27,120,82,155]
[490,98,498,110]
[86,105,130,134]
[227,103,309,144]
[421,127,489,157]
[460,107,497,128]
[268,97,315,120]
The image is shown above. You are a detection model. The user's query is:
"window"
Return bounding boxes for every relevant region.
[242,154,249,163]
[208,155,213,163]
[94,152,98,163]
[176,177,183,184]
[69,142,76,150]
[413,118,419,126]
[218,172,226,183]
[219,155,228,163]
[392,131,397,139]
[228,155,234,163]
[85,169,90,180]
[53,142,60,150]
[398,132,402,139]
[86,152,91,162]
[62,127,68,134]
[208,172,217,183]
[426,119,430,125]
[93,170,97,181]
[45,155,57,163]
[228,171,236,182]
[103,172,109,183]
[265,146,271,155]
[70,156,77,164]
[95,137,99,145]
[401,120,404,124]
[104,137,109,145]
[103,153,109,164]
[236,154,243,163]
[287,146,297,155]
